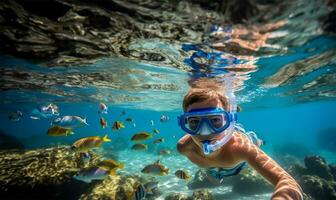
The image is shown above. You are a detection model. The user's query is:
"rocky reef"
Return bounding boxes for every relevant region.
[0,146,99,199]
[165,189,214,200]
[289,155,336,200]
[188,167,273,196]
[0,146,162,200]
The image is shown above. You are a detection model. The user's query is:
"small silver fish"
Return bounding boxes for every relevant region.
[98,103,108,114]
[52,116,88,127]
[73,166,109,183]
[160,114,169,122]
[30,104,59,119]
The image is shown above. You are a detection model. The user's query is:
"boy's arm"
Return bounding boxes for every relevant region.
[238,143,303,200]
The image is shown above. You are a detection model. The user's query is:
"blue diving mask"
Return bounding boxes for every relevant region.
[178,107,236,135]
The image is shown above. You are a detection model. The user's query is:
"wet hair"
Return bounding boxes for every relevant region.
[182,88,229,111]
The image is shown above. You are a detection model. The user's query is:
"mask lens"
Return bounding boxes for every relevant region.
[186,117,201,131]
[208,114,226,129]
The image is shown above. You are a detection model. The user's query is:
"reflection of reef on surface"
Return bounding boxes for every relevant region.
[0,0,334,66]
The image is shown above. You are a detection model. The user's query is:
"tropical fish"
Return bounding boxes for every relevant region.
[8,110,23,122]
[100,117,107,128]
[159,149,171,155]
[174,170,192,180]
[131,144,148,151]
[127,184,147,200]
[141,160,169,176]
[125,117,133,123]
[72,134,111,152]
[73,166,110,183]
[98,103,108,114]
[120,110,126,116]
[47,125,74,136]
[143,181,158,194]
[131,132,152,142]
[97,159,124,176]
[30,104,59,119]
[52,116,88,127]
[153,138,164,144]
[112,121,125,131]
[160,114,169,122]
[153,129,159,134]
[80,152,91,166]
[127,181,159,200]
[150,120,154,126]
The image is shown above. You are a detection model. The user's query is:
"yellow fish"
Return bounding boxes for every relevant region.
[131,132,152,141]
[159,149,171,155]
[47,125,73,136]
[100,117,107,128]
[141,160,169,176]
[97,159,124,176]
[112,121,125,131]
[131,143,148,150]
[72,134,111,152]
[153,138,164,144]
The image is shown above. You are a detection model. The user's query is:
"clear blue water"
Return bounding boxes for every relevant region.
[1,31,336,199]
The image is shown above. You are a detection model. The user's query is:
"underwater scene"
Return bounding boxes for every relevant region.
[0,0,336,200]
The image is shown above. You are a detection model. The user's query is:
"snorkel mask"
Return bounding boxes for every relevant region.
[178,93,238,155]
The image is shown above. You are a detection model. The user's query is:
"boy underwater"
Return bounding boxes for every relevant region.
[177,85,303,199]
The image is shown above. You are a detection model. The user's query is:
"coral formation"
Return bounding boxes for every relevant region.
[289,155,336,200]
[188,167,273,195]
[0,146,101,199]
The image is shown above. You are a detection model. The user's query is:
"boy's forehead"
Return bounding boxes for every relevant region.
[186,99,226,111]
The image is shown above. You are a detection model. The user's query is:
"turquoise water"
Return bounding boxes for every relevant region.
[1,32,336,199]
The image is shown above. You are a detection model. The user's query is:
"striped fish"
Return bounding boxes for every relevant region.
[127,184,146,200]
[72,134,111,152]
[174,170,191,180]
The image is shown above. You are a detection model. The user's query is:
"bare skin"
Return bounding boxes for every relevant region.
[177,99,303,200]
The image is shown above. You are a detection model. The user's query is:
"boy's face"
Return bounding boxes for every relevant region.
[186,99,228,148]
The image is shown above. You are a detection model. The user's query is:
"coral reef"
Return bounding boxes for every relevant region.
[289,155,336,200]
[164,189,213,200]
[0,146,101,199]
[188,167,273,195]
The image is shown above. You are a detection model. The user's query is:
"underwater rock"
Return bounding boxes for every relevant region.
[79,176,137,200]
[298,175,336,200]
[79,174,162,200]
[329,165,336,180]
[304,155,333,181]
[188,167,273,195]
[287,155,336,200]
[0,130,24,150]
[164,192,192,200]
[0,146,101,199]
[228,168,273,195]
[192,189,214,200]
